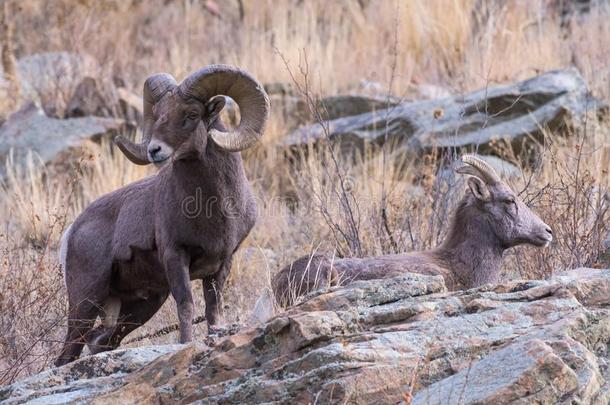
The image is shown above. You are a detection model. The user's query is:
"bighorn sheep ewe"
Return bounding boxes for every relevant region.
[272,155,553,307]
[56,65,269,366]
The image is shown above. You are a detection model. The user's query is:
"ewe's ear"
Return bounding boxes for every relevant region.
[467,177,491,202]
[204,95,226,123]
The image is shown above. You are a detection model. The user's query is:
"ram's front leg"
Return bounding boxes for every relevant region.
[164,249,194,343]
[203,257,232,333]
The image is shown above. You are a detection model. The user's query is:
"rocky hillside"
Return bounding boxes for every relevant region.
[2,268,609,404]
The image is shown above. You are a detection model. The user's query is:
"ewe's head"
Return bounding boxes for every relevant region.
[457,155,553,249]
[116,65,270,164]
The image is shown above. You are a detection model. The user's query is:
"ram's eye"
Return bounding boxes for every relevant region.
[504,197,516,205]
[186,112,199,120]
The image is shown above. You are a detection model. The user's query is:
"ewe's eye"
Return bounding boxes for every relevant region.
[503,198,518,215]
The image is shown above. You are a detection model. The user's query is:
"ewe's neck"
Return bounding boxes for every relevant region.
[432,202,505,289]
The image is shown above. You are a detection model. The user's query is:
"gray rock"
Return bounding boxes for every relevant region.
[1,51,141,123]
[65,77,114,118]
[116,87,143,124]
[285,69,606,156]
[2,267,610,403]
[2,52,101,117]
[263,83,400,126]
[65,77,142,124]
[0,345,183,404]
[318,94,400,120]
[0,103,130,178]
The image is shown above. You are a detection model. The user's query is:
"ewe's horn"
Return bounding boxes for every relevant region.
[456,154,502,184]
[115,73,177,165]
[178,64,270,152]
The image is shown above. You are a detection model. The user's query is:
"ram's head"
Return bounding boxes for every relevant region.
[116,65,270,164]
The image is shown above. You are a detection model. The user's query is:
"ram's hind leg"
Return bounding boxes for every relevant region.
[88,292,169,354]
[55,301,100,367]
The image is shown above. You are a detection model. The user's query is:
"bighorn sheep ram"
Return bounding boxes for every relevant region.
[272,155,553,308]
[56,65,269,366]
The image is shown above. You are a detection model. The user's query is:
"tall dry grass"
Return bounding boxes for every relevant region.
[0,0,609,384]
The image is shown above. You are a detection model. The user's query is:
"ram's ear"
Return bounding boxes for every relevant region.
[204,95,226,123]
[467,177,491,202]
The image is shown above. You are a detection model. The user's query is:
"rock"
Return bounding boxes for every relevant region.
[3,52,101,117]
[3,267,610,403]
[65,77,114,118]
[413,339,581,404]
[65,77,142,124]
[318,94,400,120]
[262,83,307,129]
[1,52,142,123]
[0,345,183,404]
[285,69,606,157]
[116,87,143,124]
[264,82,298,97]
[263,83,400,126]
[0,103,131,178]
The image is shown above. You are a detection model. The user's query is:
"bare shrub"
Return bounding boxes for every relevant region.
[0,228,66,385]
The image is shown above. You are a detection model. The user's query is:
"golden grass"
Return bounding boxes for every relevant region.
[0,0,609,383]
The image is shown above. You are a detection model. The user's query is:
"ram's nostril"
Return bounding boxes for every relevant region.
[149,145,162,156]
[545,227,553,235]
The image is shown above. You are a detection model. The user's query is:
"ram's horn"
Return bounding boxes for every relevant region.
[115,73,177,164]
[178,64,270,152]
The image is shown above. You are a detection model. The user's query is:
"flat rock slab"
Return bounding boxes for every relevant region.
[0,103,130,178]
[285,69,606,156]
[0,345,183,404]
[2,268,610,404]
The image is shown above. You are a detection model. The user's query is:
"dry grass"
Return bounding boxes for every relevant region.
[0,0,609,384]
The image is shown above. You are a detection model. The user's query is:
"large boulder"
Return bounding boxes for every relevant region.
[284,69,606,157]
[0,103,131,178]
[65,77,142,124]
[263,82,401,129]
[2,52,101,117]
[1,52,141,123]
[318,94,400,120]
[2,268,610,404]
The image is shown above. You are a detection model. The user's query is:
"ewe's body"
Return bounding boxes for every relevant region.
[56,65,269,366]
[272,155,553,307]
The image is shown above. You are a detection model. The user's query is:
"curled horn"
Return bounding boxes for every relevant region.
[178,64,270,152]
[456,154,502,184]
[115,73,177,165]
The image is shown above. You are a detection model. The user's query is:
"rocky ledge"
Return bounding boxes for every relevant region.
[2,268,609,404]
